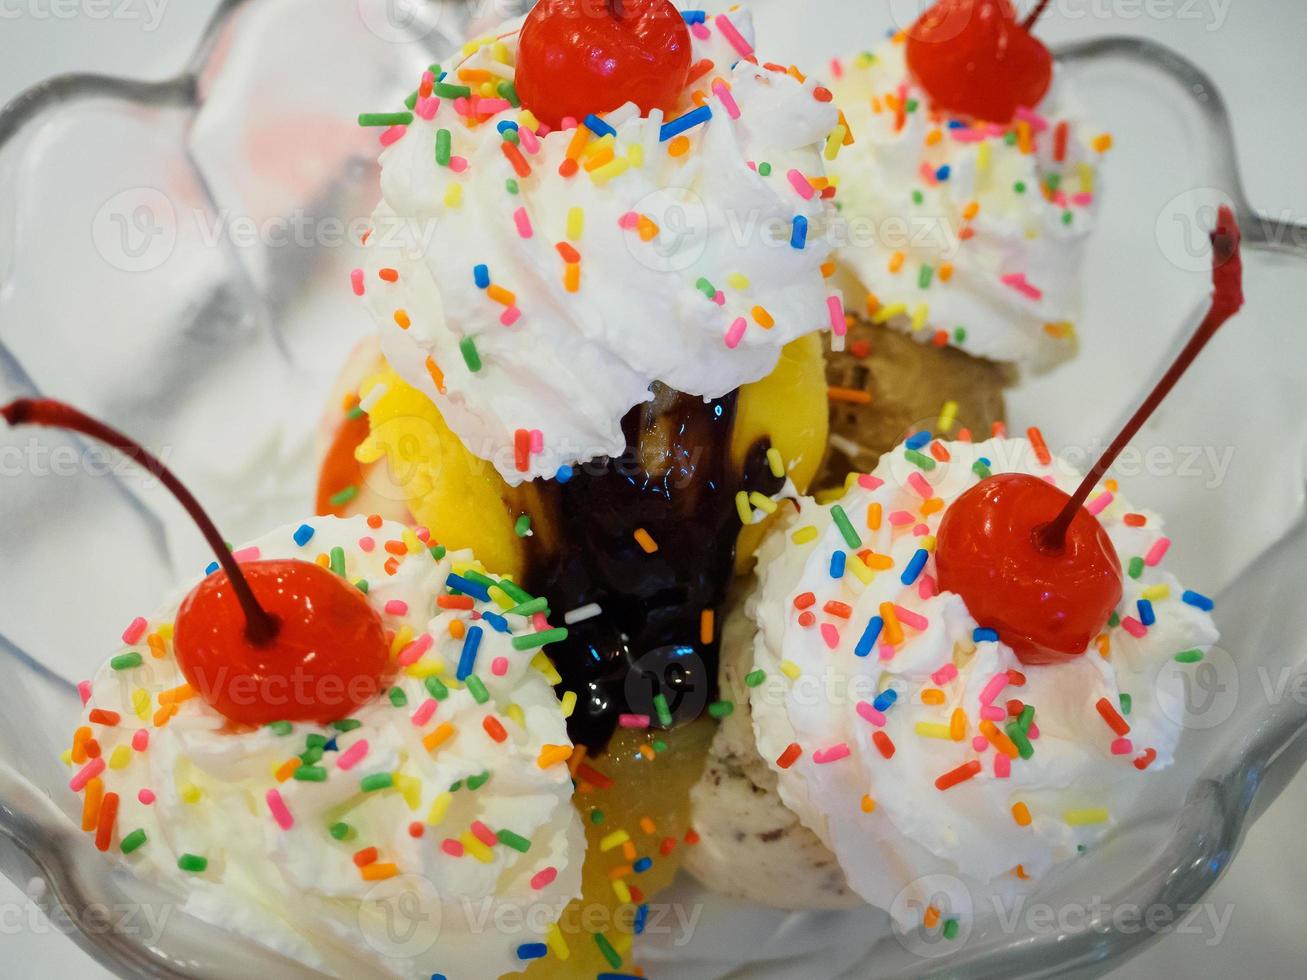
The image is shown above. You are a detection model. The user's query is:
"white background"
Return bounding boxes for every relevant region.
[0,0,1304,977]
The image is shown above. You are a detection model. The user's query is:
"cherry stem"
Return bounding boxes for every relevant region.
[1036,205,1245,552]
[0,399,280,645]
[1022,0,1053,30]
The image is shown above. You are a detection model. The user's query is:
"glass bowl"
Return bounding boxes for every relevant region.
[1,1,1305,976]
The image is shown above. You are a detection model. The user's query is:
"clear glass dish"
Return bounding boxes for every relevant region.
[1,1,1305,977]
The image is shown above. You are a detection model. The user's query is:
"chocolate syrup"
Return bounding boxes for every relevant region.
[522,384,782,751]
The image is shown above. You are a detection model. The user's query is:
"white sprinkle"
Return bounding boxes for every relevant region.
[564,603,603,625]
[359,383,388,414]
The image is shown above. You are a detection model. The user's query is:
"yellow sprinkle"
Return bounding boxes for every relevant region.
[180,783,202,804]
[537,744,573,768]
[1064,808,1110,826]
[532,652,562,685]
[567,207,585,241]
[505,703,526,730]
[765,447,785,478]
[1012,801,1033,827]
[791,525,819,545]
[728,272,751,291]
[460,832,495,863]
[560,691,577,719]
[735,491,754,525]
[824,125,847,160]
[861,795,877,813]
[132,688,151,721]
[633,527,658,554]
[938,400,959,433]
[627,143,645,168]
[546,923,570,961]
[108,745,132,770]
[423,722,456,753]
[1077,161,1094,195]
[404,658,446,679]
[910,303,929,332]
[582,134,614,159]
[748,491,778,515]
[157,623,174,642]
[1044,321,1075,339]
[426,792,453,826]
[60,749,72,766]
[395,773,422,811]
[977,140,991,173]
[1140,583,1171,601]
[612,878,632,904]
[599,830,630,852]
[779,660,801,681]
[846,557,873,585]
[355,436,385,465]
[915,722,953,740]
[443,183,463,208]
[590,158,630,185]
[488,584,516,611]
[921,534,937,552]
[871,301,907,325]
[390,626,415,659]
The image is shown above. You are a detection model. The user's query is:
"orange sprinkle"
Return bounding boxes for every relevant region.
[383,557,400,576]
[367,514,384,529]
[361,863,399,881]
[424,356,447,395]
[94,791,119,852]
[865,291,881,315]
[921,497,944,516]
[888,251,905,274]
[394,309,411,329]
[88,709,120,726]
[950,708,967,741]
[384,539,407,556]
[378,268,399,283]
[622,839,639,860]
[147,633,167,659]
[866,503,883,531]
[930,440,951,462]
[315,553,331,568]
[921,689,945,706]
[1012,801,1033,827]
[558,158,579,178]
[699,609,714,645]
[981,720,1019,758]
[486,284,516,307]
[924,127,943,146]
[828,387,872,405]
[84,737,101,759]
[564,263,581,293]
[72,726,92,764]
[637,216,659,242]
[751,306,775,329]
[820,260,837,278]
[483,715,508,743]
[860,794,876,813]
[609,864,634,880]
[934,760,982,791]
[1027,427,1052,465]
[863,552,894,571]
[938,262,954,282]
[82,777,104,832]
[924,906,941,929]
[633,528,658,554]
[962,200,980,221]
[639,816,657,835]
[565,124,589,160]
[457,68,492,82]
[449,619,467,639]
[275,758,302,783]
[152,703,178,728]
[776,743,802,769]
[1016,121,1033,154]
[423,722,456,753]
[1092,133,1113,153]
[668,135,691,157]
[1014,864,1030,880]
[537,744,573,769]
[879,602,904,645]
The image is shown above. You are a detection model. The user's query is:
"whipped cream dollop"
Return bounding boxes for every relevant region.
[747,436,1218,928]
[827,39,1108,369]
[68,516,583,979]
[360,4,841,484]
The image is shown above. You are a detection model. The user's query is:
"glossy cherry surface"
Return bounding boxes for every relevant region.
[936,474,1123,664]
[515,0,693,130]
[905,0,1052,123]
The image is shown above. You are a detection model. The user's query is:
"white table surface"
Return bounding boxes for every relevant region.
[1,1,1304,977]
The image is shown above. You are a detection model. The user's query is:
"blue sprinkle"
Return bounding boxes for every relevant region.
[791,214,808,250]
[633,857,652,873]
[473,264,490,289]
[292,523,315,546]
[457,626,483,681]
[901,549,929,586]
[599,975,644,980]
[516,943,547,961]
[496,120,519,134]
[481,611,510,634]
[872,688,898,712]
[947,119,967,129]
[204,561,220,576]
[660,105,713,142]
[432,975,447,980]
[446,573,490,602]
[584,114,616,138]
[905,430,932,450]
[555,465,574,484]
[1182,590,1214,611]
[978,456,992,466]
[1137,599,1156,627]
[634,902,649,934]
[829,550,846,579]
[935,164,951,181]
[323,737,339,752]
[855,617,884,658]
[681,9,706,23]
[973,627,999,643]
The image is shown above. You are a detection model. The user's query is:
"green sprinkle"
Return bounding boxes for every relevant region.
[403,90,417,111]
[503,128,521,146]
[954,326,967,344]
[346,404,365,421]
[512,628,568,651]
[972,461,993,479]
[830,504,862,549]
[506,179,520,195]
[267,721,293,736]
[911,189,923,205]
[428,63,442,76]
[329,822,355,841]
[435,128,452,166]
[120,829,147,854]
[358,111,413,127]
[460,336,482,371]
[361,773,394,793]
[744,669,766,688]
[943,918,960,940]
[1013,179,1026,193]
[1062,211,1074,225]
[299,747,323,766]
[430,544,448,561]
[1175,649,1205,664]
[653,693,673,727]
[498,81,520,107]
[425,676,450,701]
[507,597,548,617]
[905,98,919,112]
[652,739,668,753]
[467,770,491,791]
[110,652,143,671]
[305,734,327,749]
[904,449,936,471]
[918,264,933,289]
[497,829,532,853]
[514,515,532,537]
[389,687,409,707]
[758,162,772,176]
[496,579,533,604]
[708,701,735,719]
[1005,131,1018,146]
[1046,173,1062,191]
[328,546,347,577]
[177,854,208,873]
[449,779,463,792]
[1017,704,1035,733]
[594,932,622,969]
[1108,611,1121,628]
[294,765,327,782]
[695,277,717,299]
[434,82,472,99]
[355,579,370,594]
[589,808,605,824]
[1127,556,1145,579]
[1005,721,1034,760]
[332,719,362,732]
[1119,693,1133,715]
[328,486,358,508]
[466,675,490,704]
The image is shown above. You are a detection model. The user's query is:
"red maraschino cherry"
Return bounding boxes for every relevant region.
[905,0,1053,123]
[0,400,389,725]
[937,205,1245,664]
[515,0,693,130]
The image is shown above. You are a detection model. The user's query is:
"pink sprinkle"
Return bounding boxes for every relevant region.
[888,510,915,526]
[560,117,578,130]
[978,671,1009,706]
[858,474,884,491]
[950,128,988,143]
[712,80,741,119]
[907,472,934,499]
[1053,191,1069,208]
[972,735,989,752]
[618,212,640,230]
[336,739,370,772]
[1071,192,1094,206]
[131,730,149,752]
[470,820,498,847]
[476,98,512,115]
[384,600,409,616]
[449,156,469,173]
[415,96,440,121]
[1087,491,1114,516]
[894,606,928,631]
[415,526,431,543]
[1111,737,1134,755]
[712,290,726,307]
[715,13,754,57]
[994,753,1011,778]
[619,714,651,729]
[121,617,148,645]
[813,743,851,764]
[491,656,509,677]
[266,788,294,830]
[1144,537,1171,567]
[358,536,376,553]
[1028,722,1040,740]
[931,664,958,686]
[530,866,558,890]
[78,681,92,705]
[878,642,896,662]
[138,789,155,805]
[397,633,434,667]
[918,574,937,600]
[350,268,365,296]
[453,97,471,117]
[827,295,845,334]
[232,546,260,563]
[531,612,550,632]
[856,701,886,727]
[379,124,407,147]
[820,623,840,649]
[1013,106,1049,131]
[724,317,748,349]
[501,306,522,327]
[691,20,710,40]
[1121,617,1147,638]
[442,839,465,857]
[786,169,815,200]
[917,161,939,187]
[513,206,534,239]
[980,705,1007,722]
[411,699,438,727]
[913,524,931,537]
[830,58,844,80]
[1000,273,1043,301]
[529,429,544,454]
[518,126,540,154]
[70,758,105,792]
